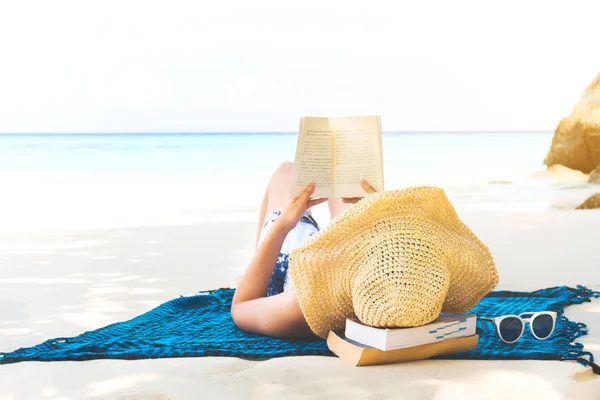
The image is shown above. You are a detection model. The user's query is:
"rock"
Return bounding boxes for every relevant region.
[544,74,600,174]
[531,164,589,182]
[576,194,600,209]
[590,165,600,184]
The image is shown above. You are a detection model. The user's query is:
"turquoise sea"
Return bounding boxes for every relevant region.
[0,133,596,231]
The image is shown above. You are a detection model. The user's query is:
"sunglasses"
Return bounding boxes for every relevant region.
[481,311,557,343]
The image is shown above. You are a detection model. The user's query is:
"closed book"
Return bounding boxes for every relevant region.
[345,313,477,351]
[327,331,479,367]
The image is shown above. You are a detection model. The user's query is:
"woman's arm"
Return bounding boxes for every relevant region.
[231,282,313,338]
[233,218,290,305]
[231,182,326,338]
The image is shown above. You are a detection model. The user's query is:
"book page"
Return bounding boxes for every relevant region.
[332,116,384,198]
[290,117,333,198]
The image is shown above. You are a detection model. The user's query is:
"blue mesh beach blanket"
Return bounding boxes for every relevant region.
[1,285,598,373]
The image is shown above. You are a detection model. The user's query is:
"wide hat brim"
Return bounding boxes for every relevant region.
[289,186,498,338]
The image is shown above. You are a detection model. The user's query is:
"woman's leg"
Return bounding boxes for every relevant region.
[327,198,352,220]
[255,186,269,250]
[255,162,294,249]
[327,180,377,220]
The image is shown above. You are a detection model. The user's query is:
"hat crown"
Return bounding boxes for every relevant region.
[350,233,450,328]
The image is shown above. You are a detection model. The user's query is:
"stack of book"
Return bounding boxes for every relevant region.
[327,313,479,366]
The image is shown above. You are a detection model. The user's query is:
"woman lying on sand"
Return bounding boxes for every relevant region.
[232,163,498,340]
[231,162,375,338]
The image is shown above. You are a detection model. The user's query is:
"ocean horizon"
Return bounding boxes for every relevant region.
[0,130,554,135]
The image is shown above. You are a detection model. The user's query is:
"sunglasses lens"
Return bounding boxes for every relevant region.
[499,317,523,342]
[532,314,554,339]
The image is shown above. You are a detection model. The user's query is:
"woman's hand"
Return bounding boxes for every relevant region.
[278,182,328,231]
[341,179,377,204]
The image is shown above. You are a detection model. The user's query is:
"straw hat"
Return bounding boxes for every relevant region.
[288,186,498,338]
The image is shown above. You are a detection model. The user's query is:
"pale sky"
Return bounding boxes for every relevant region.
[0,0,598,133]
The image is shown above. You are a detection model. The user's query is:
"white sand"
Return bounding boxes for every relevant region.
[1,210,599,399]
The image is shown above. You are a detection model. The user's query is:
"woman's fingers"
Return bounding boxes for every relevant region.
[298,182,316,202]
[360,179,377,194]
[307,197,329,208]
[339,181,376,204]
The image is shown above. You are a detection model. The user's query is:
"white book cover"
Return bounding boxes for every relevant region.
[345,313,477,351]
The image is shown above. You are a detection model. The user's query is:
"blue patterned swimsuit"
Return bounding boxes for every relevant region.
[258,207,320,296]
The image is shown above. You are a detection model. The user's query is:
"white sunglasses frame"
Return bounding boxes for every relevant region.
[481,311,557,343]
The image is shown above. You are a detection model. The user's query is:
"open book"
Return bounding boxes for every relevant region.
[290,116,384,198]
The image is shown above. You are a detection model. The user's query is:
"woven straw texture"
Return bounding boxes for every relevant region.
[289,186,499,338]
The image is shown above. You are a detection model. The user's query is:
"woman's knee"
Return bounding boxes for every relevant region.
[270,162,294,183]
[265,162,294,207]
[275,161,293,175]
